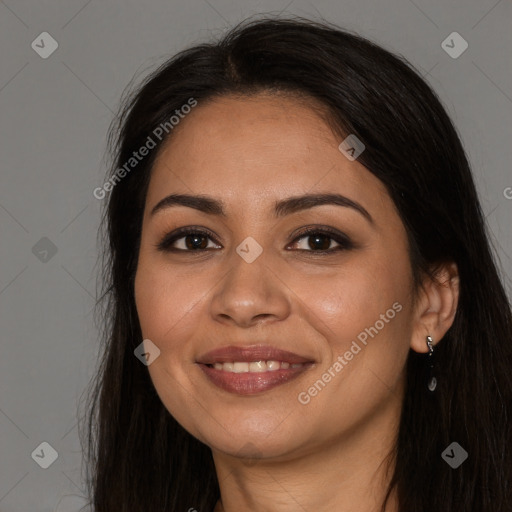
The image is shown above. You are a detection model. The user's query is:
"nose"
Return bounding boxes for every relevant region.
[209,248,291,328]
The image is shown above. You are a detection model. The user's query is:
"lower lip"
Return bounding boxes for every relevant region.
[197,363,314,395]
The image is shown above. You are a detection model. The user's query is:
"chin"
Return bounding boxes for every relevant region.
[198,419,310,460]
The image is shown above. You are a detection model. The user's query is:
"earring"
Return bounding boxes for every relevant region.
[426,335,437,391]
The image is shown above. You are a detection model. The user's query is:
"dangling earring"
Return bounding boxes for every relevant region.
[426,335,437,391]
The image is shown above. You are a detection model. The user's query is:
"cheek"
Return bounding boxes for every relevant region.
[315,261,412,402]
[310,256,409,337]
[302,245,413,376]
[134,256,204,347]
[134,259,210,429]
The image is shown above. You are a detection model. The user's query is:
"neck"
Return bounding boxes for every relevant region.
[212,396,401,512]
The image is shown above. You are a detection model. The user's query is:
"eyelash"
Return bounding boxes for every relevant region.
[155,225,354,255]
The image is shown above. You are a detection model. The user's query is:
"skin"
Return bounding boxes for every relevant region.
[134,92,459,512]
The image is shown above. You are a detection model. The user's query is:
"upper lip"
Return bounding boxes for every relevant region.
[196,344,314,364]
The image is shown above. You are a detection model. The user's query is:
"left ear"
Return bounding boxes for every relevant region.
[410,261,460,354]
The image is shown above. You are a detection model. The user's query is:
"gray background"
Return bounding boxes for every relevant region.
[0,0,511,511]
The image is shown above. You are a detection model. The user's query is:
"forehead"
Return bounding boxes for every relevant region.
[146,93,390,217]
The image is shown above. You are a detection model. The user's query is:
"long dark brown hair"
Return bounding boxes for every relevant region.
[79,15,512,512]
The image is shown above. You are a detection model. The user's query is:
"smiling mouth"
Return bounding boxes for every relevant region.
[196,344,315,394]
[206,360,306,372]
[197,360,314,395]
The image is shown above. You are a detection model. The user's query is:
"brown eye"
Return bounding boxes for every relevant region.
[289,227,354,254]
[295,233,337,251]
[156,227,220,252]
[182,233,209,250]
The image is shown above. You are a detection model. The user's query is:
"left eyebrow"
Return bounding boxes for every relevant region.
[273,193,373,224]
[150,192,373,225]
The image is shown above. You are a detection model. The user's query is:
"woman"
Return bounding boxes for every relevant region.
[81,16,512,512]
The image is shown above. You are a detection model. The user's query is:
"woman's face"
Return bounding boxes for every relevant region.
[134,93,418,460]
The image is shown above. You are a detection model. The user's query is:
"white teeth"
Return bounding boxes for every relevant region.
[233,362,249,373]
[249,361,267,372]
[266,360,280,371]
[209,360,305,373]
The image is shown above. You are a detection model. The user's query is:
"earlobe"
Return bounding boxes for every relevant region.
[410,262,460,354]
